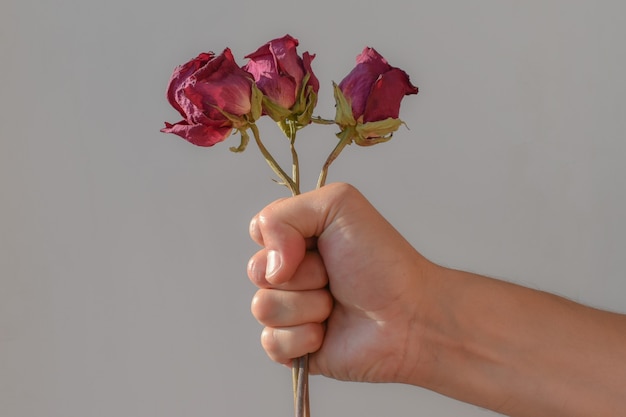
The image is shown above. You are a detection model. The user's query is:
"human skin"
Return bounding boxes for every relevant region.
[247,182,626,417]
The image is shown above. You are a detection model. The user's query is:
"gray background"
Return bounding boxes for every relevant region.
[2,1,625,416]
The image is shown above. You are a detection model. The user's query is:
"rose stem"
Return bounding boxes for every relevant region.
[311,116,335,125]
[283,119,311,417]
[287,118,301,195]
[284,117,306,416]
[316,128,353,189]
[252,121,308,415]
[250,123,298,196]
[295,355,309,417]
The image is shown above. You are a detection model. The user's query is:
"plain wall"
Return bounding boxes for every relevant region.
[2,1,625,416]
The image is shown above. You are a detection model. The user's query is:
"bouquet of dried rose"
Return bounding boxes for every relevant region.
[161,34,417,417]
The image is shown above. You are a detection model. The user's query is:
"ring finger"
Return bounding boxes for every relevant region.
[261,323,325,365]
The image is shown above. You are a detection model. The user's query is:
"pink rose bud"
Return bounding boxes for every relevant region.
[335,47,418,145]
[243,34,319,124]
[162,48,260,147]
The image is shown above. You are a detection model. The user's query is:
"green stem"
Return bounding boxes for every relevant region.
[250,124,298,196]
[310,116,336,125]
[287,119,301,196]
[316,128,353,189]
[285,118,306,416]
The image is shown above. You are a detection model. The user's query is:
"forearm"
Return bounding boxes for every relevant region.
[406,265,626,416]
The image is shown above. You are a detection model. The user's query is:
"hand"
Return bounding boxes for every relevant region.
[247,183,434,383]
[247,183,626,416]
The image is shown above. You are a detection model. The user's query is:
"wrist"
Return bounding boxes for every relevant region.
[398,264,518,409]
[393,258,450,387]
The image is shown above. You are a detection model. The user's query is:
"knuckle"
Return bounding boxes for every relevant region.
[249,215,262,242]
[255,210,279,238]
[309,290,333,323]
[329,182,358,198]
[247,252,267,287]
[260,327,274,350]
[304,323,324,353]
[325,182,365,214]
[250,290,272,323]
[320,291,334,318]
[260,327,283,362]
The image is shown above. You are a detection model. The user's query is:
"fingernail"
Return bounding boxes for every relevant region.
[266,250,281,279]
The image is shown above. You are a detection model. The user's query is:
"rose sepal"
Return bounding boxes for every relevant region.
[262,96,294,123]
[332,82,356,127]
[229,128,250,153]
[263,73,319,138]
[354,117,405,146]
[291,73,318,126]
[295,86,318,127]
[249,82,264,122]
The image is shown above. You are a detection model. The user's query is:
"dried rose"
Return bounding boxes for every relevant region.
[161,48,262,147]
[243,34,319,127]
[334,47,418,145]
